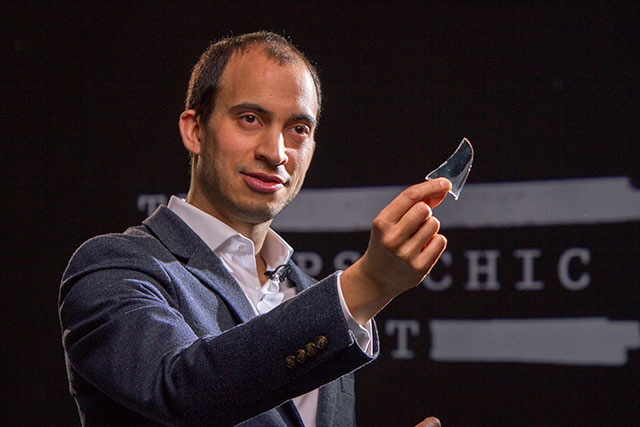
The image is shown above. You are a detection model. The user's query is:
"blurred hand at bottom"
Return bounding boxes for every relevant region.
[415,416,441,427]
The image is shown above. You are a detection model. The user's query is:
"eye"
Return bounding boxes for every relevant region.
[241,114,257,124]
[291,124,311,136]
[238,114,262,129]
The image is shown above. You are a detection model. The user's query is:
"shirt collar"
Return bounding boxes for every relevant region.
[167,196,293,268]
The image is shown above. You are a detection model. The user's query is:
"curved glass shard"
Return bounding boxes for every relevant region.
[425,138,474,200]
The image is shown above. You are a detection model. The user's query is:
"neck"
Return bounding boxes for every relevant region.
[185,187,271,254]
[256,253,268,285]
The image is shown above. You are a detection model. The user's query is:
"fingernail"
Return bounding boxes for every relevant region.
[440,179,450,190]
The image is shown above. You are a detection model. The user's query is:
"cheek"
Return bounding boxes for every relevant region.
[209,126,252,157]
[287,156,308,179]
[288,145,315,175]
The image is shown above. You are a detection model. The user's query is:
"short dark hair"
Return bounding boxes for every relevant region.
[185,31,322,125]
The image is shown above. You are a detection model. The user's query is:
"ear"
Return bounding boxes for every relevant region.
[179,109,202,156]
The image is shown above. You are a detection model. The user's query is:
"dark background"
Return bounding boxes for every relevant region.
[3,2,639,425]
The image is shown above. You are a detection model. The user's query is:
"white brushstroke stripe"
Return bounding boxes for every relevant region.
[272,177,640,231]
[429,318,640,366]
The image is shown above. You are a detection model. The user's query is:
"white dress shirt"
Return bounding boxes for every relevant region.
[168,196,371,426]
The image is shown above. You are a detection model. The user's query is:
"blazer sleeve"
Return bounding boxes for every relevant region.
[59,234,378,426]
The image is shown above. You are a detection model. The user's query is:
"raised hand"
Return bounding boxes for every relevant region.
[341,178,451,324]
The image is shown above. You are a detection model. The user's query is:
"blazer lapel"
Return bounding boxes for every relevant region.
[185,241,256,323]
[316,380,340,427]
[142,206,256,323]
[144,207,310,427]
[287,262,317,294]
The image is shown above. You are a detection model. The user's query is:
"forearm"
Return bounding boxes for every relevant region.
[339,258,395,325]
[60,270,376,426]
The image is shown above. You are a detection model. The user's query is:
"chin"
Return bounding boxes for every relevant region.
[231,201,285,224]
[226,189,299,225]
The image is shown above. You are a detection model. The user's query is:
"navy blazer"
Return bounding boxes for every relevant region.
[59,206,378,426]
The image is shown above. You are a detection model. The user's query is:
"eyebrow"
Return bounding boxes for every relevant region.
[289,113,318,129]
[229,102,317,128]
[229,103,270,117]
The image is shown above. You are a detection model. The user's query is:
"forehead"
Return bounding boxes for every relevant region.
[215,48,319,118]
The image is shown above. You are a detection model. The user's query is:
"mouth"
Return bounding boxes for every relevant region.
[241,172,287,193]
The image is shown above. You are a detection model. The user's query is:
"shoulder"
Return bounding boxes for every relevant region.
[58,223,204,337]
[64,226,165,274]
[63,206,196,281]
[59,223,184,302]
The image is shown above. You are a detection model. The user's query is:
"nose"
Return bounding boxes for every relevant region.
[256,129,288,166]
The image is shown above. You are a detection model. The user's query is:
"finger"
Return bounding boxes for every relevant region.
[393,201,433,241]
[424,187,449,209]
[415,416,442,427]
[415,233,447,274]
[399,216,440,257]
[381,179,451,224]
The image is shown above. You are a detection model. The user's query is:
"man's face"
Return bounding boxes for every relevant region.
[192,48,318,227]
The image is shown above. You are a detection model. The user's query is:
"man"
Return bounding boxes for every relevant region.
[59,32,449,426]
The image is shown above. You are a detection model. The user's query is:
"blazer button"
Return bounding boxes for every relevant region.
[305,342,318,357]
[285,355,297,370]
[295,349,308,364]
[315,335,328,350]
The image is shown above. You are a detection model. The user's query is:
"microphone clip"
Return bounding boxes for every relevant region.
[264,263,292,283]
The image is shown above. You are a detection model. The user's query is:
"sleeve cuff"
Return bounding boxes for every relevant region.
[335,271,373,356]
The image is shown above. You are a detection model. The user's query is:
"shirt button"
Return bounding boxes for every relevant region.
[295,349,308,364]
[285,355,297,370]
[315,335,328,350]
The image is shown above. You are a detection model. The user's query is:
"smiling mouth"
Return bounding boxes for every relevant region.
[241,172,286,193]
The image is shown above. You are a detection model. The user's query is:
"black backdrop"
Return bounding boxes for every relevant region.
[3,2,639,426]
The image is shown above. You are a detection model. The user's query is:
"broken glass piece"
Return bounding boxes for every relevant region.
[425,138,474,200]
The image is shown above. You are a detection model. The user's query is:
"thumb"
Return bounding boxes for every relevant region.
[415,416,441,427]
